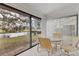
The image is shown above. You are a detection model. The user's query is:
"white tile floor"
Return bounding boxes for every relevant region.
[18,45,49,56]
[18,45,79,56]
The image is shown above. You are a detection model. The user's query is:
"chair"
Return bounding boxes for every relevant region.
[61,36,79,56]
[53,32,62,50]
[53,32,61,39]
[38,37,55,55]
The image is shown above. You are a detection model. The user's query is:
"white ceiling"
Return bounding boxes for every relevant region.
[5,3,76,17]
[25,3,73,14]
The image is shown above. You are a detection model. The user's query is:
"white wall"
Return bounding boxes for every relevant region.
[41,16,47,37]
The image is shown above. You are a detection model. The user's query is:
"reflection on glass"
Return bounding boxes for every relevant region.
[32,32,41,45]
[31,17,41,31]
[31,17,41,45]
[0,8,30,55]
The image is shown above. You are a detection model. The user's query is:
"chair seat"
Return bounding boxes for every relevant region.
[62,44,77,54]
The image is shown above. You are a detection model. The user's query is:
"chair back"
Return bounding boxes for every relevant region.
[53,32,61,39]
[38,37,52,50]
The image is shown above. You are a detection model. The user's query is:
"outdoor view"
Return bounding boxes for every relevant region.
[0,8,30,55]
[31,17,41,45]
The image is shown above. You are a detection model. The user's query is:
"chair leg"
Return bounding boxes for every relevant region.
[47,49,53,56]
[59,48,66,56]
[63,50,71,56]
[47,50,50,56]
[37,44,40,52]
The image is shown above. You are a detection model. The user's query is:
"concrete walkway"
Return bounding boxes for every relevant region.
[0,32,28,38]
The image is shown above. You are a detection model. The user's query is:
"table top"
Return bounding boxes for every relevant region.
[51,40,62,42]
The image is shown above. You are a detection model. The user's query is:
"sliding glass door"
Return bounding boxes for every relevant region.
[0,4,41,55]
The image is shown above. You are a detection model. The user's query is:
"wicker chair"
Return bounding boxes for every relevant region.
[61,36,79,56]
[38,37,55,55]
[53,32,62,50]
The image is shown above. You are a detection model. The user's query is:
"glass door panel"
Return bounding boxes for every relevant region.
[31,17,41,45]
[0,8,30,55]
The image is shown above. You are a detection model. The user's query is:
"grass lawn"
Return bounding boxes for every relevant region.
[0,26,39,55]
[0,29,41,34]
[0,36,27,43]
[0,29,5,34]
[0,29,3,32]
[0,35,29,48]
[0,34,38,55]
[0,29,30,34]
[0,35,38,44]
[0,35,30,54]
